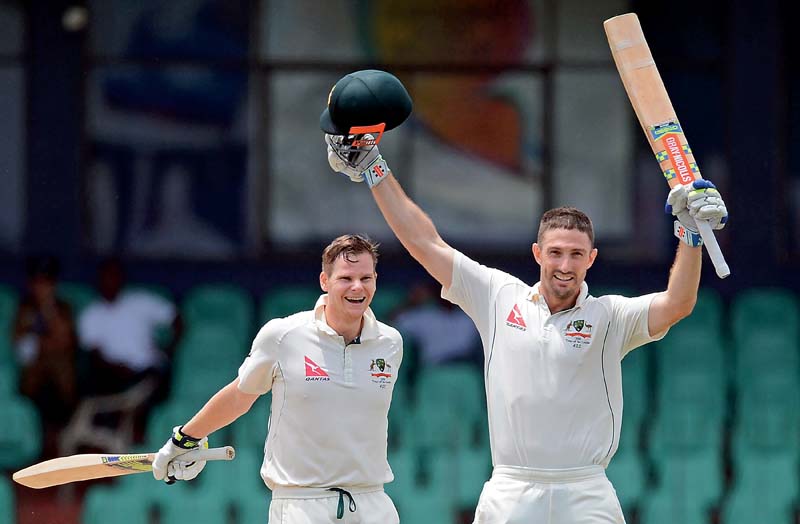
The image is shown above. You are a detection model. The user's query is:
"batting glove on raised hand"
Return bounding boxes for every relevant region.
[666,180,728,246]
[325,133,391,188]
[152,426,208,484]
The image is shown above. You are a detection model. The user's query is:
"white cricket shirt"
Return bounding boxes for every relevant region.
[237,295,403,490]
[442,251,666,469]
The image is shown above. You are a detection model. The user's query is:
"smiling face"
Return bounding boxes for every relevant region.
[532,228,597,312]
[320,251,377,324]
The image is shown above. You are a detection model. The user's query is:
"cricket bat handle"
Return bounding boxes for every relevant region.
[695,219,730,278]
[180,446,236,462]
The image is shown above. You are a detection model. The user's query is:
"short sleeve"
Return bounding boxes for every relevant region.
[611,293,669,359]
[441,251,512,336]
[138,292,176,325]
[237,321,281,395]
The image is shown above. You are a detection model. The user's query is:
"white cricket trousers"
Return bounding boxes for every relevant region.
[268,485,399,524]
[473,465,626,524]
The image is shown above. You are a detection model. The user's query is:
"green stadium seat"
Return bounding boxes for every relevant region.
[183,284,254,343]
[260,285,320,324]
[722,453,798,524]
[621,346,649,431]
[171,324,247,394]
[157,480,229,524]
[237,496,270,523]
[0,396,41,469]
[657,325,726,387]
[82,484,153,524]
[57,281,97,317]
[0,475,14,524]
[679,287,724,333]
[0,364,18,398]
[409,365,485,449]
[202,447,268,513]
[734,330,799,388]
[606,438,646,519]
[453,445,491,509]
[733,371,800,455]
[730,288,799,344]
[143,399,215,452]
[590,285,635,298]
[387,447,457,524]
[369,284,407,321]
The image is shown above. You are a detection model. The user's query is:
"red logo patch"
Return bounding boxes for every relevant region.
[505,304,527,330]
[304,356,329,377]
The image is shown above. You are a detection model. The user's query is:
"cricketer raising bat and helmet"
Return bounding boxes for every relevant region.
[604,13,730,278]
[12,445,235,489]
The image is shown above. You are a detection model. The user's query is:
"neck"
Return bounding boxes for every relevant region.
[540,288,579,314]
[324,306,363,343]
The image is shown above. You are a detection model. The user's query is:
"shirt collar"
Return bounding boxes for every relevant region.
[528,282,590,310]
[313,294,380,341]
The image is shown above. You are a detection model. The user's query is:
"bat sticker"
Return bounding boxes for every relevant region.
[649,120,683,140]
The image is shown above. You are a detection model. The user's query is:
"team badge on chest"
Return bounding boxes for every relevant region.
[564,319,593,350]
[369,358,393,388]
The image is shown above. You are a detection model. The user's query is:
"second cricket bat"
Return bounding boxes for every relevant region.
[604,13,730,278]
[13,446,235,489]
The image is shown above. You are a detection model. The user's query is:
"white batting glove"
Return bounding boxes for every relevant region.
[152,426,208,484]
[666,180,728,246]
[325,134,391,188]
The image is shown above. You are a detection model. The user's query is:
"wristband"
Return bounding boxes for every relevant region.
[363,156,391,188]
[674,220,703,247]
[171,426,203,450]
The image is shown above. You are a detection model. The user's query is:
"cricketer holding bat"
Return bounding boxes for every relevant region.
[322,70,728,523]
[152,234,403,523]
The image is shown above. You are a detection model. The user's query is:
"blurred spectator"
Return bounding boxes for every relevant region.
[77,257,182,400]
[393,279,482,369]
[12,255,78,455]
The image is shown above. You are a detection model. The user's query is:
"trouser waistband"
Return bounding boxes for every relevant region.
[271,484,383,499]
[493,465,605,483]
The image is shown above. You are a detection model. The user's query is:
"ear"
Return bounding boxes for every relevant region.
[320,271,328,292]
[587,248,598,269]
[532,243,542,265]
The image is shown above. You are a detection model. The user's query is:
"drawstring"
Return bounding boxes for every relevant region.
[327,488,357,519]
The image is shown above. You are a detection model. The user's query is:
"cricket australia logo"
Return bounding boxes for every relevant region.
[564,319,593,350]
[369,358,393,388]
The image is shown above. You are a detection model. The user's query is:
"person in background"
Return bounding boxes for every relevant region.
[12,255,78,456]
[393,278,481,370]
[78,257,182,400]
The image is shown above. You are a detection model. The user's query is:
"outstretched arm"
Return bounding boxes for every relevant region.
[152,378,259,482]
[648,180,728,336]
[182,378,260,438]
[371,175,455,288]
[648,243,701,335]
[326,134,455,289]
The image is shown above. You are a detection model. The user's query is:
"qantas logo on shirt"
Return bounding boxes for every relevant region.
[505,304,527,331]
[304,356,330,381]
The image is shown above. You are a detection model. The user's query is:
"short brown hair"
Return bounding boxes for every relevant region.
[537,207,594,245]
[322,234,380,275]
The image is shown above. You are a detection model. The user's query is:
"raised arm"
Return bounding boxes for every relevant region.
[326,134,455,288]
[371,175,454,288]
[648,180,728,336]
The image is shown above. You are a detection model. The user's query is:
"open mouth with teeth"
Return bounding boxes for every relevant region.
[345,297,366,304]
[554,274,574,282]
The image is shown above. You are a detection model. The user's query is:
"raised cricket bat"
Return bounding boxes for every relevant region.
[604,13,730,278]
[12,446,235,489]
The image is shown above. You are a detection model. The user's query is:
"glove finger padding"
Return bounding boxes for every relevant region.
[152,426,205,482]
[325,133,380,174]
[687,189,728,230]
[166,438,208,482]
